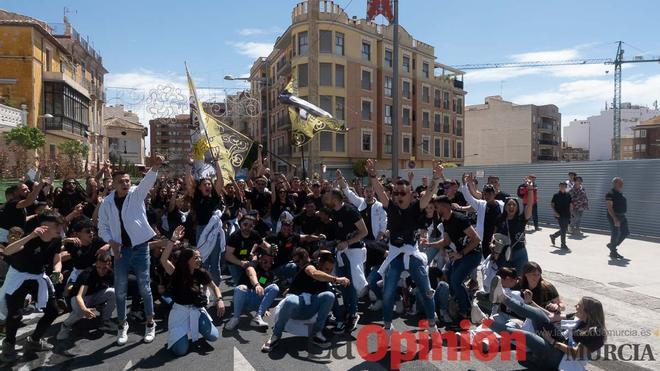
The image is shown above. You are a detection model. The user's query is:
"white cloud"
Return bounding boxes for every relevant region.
[511,48,580,63]
[229,41,274,60]
[237,27,281,36]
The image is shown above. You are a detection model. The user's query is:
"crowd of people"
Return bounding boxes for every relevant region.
[0,147,625,369]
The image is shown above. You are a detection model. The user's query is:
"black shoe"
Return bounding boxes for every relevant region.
[0,342,17,363]
[550,235,556,246]
[610,251,624,259]
[333,321,346,334]
[310,332,331,348]
[560,244,570,250]
[25,336,54,352]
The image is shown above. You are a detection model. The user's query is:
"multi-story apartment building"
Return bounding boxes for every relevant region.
[149,115,193,174]
[0,10,107,165]
[104,105,147,166]
[249,0,466,175]
[632,115,660,159]
[465,96,561,166]
[561,141,589,162]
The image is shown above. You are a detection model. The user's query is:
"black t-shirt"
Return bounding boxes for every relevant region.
[226,230,263,263]
[451,191,468,207]
[308,194,323,211]
[53,191,85,217]
[483,201,502,242]
[238,261,274,287]
[271,196,296,223]
[289,262,330,295]
[551,192,572,217]
[386,200,422,245]
[72,267,114,296]
[443,211,480,254]
[360,203,376,241]
[246,189,271,218]
[65,237,106,270]
[495,191,510,203]
[0,199,27,230]
[267,232,301,268]
[415,185,428,194]
[331,203,362,244]
[290,190,307,213]
[9,236,62,274]
[605,189,627,214]
[254,219,271,237]
[194,188,223,226]
[113,195,133,248]
[572,322,606,353]
[294,213,322,235]
[170,268,212,307]
[222,194,243,220]
[497,213,528,250]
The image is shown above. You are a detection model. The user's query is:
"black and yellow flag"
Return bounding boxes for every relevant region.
[186,65,252,183]
[278,76,346,147]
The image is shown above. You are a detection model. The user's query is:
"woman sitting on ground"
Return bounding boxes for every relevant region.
[517,261,565,316]
[160,225,225,357]
[490,278,606,370]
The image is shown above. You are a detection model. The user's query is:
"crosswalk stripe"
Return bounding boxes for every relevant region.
[234,346,256,371]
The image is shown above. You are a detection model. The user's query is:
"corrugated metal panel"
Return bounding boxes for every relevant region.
[437,159,660,238]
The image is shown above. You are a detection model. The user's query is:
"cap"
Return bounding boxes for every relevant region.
[492,233,511,254]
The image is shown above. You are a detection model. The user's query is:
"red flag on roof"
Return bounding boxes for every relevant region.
[366,0,394,23]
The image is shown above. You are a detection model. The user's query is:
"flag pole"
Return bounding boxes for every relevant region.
[391,0,399,179]
[185,62,218,164]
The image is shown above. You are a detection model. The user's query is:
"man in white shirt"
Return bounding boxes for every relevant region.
[98,154,164,346]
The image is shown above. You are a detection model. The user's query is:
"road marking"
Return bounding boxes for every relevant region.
[123,359,133,370]
[233,346,255,371]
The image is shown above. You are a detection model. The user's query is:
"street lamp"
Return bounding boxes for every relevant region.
[225,74,271,168]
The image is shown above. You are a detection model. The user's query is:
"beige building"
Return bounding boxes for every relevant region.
[249,0,466,175]
[561,141,589,162]
[465,96,561,166]
[150,115,193,174]
[103,105,147,166]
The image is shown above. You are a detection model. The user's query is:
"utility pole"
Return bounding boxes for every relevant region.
[391,0,399,178]
[612,41,623,160]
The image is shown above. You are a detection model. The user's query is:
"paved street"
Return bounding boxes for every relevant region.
[2,225,659,371]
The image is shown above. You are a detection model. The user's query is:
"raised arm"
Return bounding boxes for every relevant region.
[135,154,164,201]
[420,161,443,210]
[16,182,43,209]
[461,173,483,210]
[160,225,185,275]
[523,177,534,220]
[213,157,225,196]
[366,159,389,209]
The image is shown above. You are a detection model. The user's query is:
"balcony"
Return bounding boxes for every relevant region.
[453,79,464,90]
[539,139,559,145]
[537,155,558,161]
[0,103,25,129]
[43,71,90,99]
[44,116,88,138]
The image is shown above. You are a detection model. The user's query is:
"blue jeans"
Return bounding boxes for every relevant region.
[382,254,435,324]
[607,214,629,252]
[114,242,154,323]
[228,264,244,285]
[273,291,335,337]
[170,312,219,357]
[447,251,481,315]
[497,247,529,278]
[489,297,564,369]
[196,224,222,284]
[232,283,279,318]
[272,262,298,282]
[434,281,450,311]
[336,253,357,318]
[367,269,383,300]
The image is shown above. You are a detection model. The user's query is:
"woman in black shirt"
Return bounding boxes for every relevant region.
[495,177,534,276]
[160,226,224,357]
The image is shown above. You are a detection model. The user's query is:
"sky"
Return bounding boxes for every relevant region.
[3,0,660,131]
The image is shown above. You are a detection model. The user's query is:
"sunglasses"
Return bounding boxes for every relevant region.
[392,191,407,196]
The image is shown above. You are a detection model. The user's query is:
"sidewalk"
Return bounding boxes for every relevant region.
[526,225,660,371]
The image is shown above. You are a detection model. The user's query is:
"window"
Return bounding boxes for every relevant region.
[336,133,345,152]
[443,139,450,158]
[44,49,51,72]
[434,138,441,157]
[443,115,450,133]
[335,96,345,120]
[434,89,441,107]
[422,62,429,78]
[402,80,411,99]
[385,49,393,68]
[457,97,463,114]
[320,132,333,151]
[456,119,463,136]
[384,105,392,125]
[422,136,430,154]
[434,113,441,132]
[320,95,333,113]
[640,129,647,138]
[335,32,344,56]
[422,86,430,103]
[335,64,344,87]
[361,100,372,121]
[362,41,371,61]
[384,76,392,97]
[456,141,463,158]
[422,111,430,128]
[452,98,457,112]
[403,135,411,153]
[361,69,372,90]
[402,107,411,126]
[361,130,373,151]
[641,144,647,152]
[403,55,410,72]
[320,63,332,86]
[49,144,56,160]
[384,134,392,154]
[298,63,308,87]
[298,31,308,56]
[443,91,450,109]
[319,30,332,53]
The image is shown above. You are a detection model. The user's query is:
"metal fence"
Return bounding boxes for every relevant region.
[435,160,660,239]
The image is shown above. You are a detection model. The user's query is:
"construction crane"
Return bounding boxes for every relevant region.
[455,41,660,159]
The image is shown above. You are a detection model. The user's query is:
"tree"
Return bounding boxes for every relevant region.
[4,125,45,177]
[58,139,89,177]
[352,159,368,178]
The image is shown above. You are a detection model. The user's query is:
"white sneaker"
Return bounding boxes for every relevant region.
[368,300,383,311]
[117,322,129,345]
[57,324,71,340]
[251,315,268,328]
[144,322,156,343]
[471,300,487,324]
[225,317,240,331]
[489,275,505,304]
